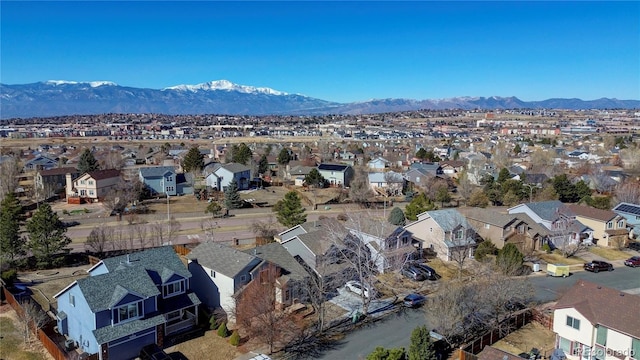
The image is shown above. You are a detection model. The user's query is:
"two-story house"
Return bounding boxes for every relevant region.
[186,242,262,317]
[66,169,121,203]
[348,224,418,273]
[553,280,640,360]
[53,247,201,360]
[613,202,640,240]
[459,207,532,251]
[205,162,251,191]
[367,171,404,196]
[567,204,628,247]
[367,157,390,170]
[404,209,477,261]
[139,166,177,196]
[34,167,79,198]
[317,163,354,187]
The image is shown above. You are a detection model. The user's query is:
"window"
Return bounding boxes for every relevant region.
[566,315,580,330]
[116,302,142,322]
[454,229,464,240]
[607,222,613,229]
[88,180,94,185]
[401,236,410,246]
[69,293,75,307]
[558,337,571,353]
[596,326,607,346]
[240,275,246,282]
[210,270,216,278]
[166,176,172,182]
[631,337,640,360]
[618,220,625,228]
[163,280,184,298]
[80,180,86,185]
[89,190,94,196]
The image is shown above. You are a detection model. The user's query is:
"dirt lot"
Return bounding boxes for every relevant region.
[491,321,556,358]
[0,304,53,360]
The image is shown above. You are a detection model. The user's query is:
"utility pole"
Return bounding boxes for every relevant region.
[167,193,171,245]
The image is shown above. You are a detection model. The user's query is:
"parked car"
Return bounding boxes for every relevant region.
[584,260,613,273]
[401,265,426,281]
[411,262,438,280]
[403,293,426,308]
[628,242,640,251]
[345,280,370,298]
[624,256,640,268]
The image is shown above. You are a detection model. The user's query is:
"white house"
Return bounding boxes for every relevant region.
[367,157,390,170]
[205,162,251,191]
[552,280,640,360]
[367,171,404,196]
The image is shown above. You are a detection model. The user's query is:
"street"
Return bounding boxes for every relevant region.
[312,266,640,360]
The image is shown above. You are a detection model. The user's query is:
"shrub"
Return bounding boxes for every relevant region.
[475,240,498,262]
[209,314,218,330]
[83,208,90,213]
[542,243,552,254]
[217,322,229,337]
[496,243,524,275]
[62,209,70,215]
[229,330,240,346]
[337,213,348,221]
[1,269,18,287]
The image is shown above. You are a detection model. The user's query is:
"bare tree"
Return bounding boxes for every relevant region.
[85,224,115,255]
[200,218,219,242]
[18,300,49,344]
[150,217,181,247]
[134,223,148,249]
[101,150,124,170]
[456,171,475,201]
[251,216,280,244]
[0,155,20,202]
[550,212,586,258]
[614,180,640,204]
[348,168,374,205]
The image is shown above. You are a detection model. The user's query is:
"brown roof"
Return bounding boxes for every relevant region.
[86,169,121,180]
[477,346,522,360]
[39,167,78,176]
[554,280,640,338]
[566,204,617,222]
[440,160,466,168]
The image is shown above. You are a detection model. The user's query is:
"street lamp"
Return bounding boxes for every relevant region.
[523,183,534,203]
[167,194,171,244]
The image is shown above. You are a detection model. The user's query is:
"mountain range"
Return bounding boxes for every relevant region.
[1,80,639,119]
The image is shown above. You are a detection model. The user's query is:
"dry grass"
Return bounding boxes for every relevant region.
[0,305,52,360]
[537,251,585,265]
[588,247,631,261]
[164,328,240,360]
[491,322,556,358]
[427,258,469,280]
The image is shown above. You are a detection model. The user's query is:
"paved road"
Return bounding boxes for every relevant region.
[312,266,640,360]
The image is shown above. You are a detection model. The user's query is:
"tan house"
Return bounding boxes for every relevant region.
[404,209,476,261]
[459,208,526,250]
[66,169,121,203]
[566,204,628,247]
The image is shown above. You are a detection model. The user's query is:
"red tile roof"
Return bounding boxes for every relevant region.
[554,280,640,338]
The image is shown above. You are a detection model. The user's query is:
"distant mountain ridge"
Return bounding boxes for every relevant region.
[1,80,638,119]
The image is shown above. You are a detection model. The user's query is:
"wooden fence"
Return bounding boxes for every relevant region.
[461,310,532,355]
[173,244,191,256]
[532,308,553,330]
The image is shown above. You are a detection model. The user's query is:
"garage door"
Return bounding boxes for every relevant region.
[108,329,156,360]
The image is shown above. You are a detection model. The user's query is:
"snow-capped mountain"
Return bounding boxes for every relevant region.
[0,80,638,119]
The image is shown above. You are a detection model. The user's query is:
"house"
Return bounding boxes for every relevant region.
[566,204,628,247]
[367,157,390,170]
[522,173,550,187]
[186,242,262,316]
[613,202,640,239]
[404,209,477,261]
[205,162,251,191]
[139,166,177,196]
[459,207,540,251]
[477,346,523,360]
[552,280,640,360]
[404,163,444,188]
[286,164,315,184]
[367,171,404,196]
[508,201,594,247]
[317,163,354,187]
[53,247,201,360]
[34,167,79,196]
[23,155,58,172]
[439,160,466,178]
[348,223,418,273]
[66,169,121,203]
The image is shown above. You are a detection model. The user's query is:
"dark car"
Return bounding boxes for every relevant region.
[401,265,426,281]
[411,262,438,280]
[624,256,640,268]
[140,343,171,360]
[628,242,640,251]
[403,293,427,308]
[584,260,613,273]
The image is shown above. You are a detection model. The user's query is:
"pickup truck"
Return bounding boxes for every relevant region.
[583,260,613,273]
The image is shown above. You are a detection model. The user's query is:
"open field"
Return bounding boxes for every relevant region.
[491,321,556,358]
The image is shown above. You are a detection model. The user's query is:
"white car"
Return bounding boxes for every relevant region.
[345,280,370,298]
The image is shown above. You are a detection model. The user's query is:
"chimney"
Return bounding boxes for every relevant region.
[65,173,73,198]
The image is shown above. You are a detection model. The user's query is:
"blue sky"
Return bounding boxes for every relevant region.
[1,1,638,102]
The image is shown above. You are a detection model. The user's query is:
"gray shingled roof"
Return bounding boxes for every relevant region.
[139,166,175,178]
[425,209,470,232]
[523,200,570,221]
[219,162,251,173]
[459,207,516,228]
[77,267,160,312]
[243,243,309,281]
[93,314,165,344]
[101,246,191,282]
[186,242,259,278]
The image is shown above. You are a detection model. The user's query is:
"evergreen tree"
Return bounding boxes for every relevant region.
[388,207,406,226]
[0,193,25,264]
[574,180,592,202]
[232,143,252,165]
[496,243,524,275]
[513,143,522,155]
[304,168,326,188]
[474,240,498,262]
[552,174,575,202]
[367,346,406,360]
[258,154,269,175]
[277,148,292,165]
[408,325,436,360]
[182,145,204,173]
[224,182,244,209]
[25,203,71,268]
[415,148,428,161]
[77,148,100,174]
[497,168,511,184]
[205,201,222,216]
[404,192,436,221]
[434,186,451,207]
[467,189,489,208]
[273,191,307,227]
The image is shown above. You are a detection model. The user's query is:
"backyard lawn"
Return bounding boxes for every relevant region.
[0,305,52,360]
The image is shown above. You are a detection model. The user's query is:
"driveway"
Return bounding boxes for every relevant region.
[329,286,397,318]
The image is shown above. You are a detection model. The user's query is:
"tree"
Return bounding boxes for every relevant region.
[614,180,640,204]
[367,347,406,360]
[257,154,269,175]
[513,143,522,156]
[182,145,204,173]
[18,299,48,345]
[455,171,475,201]
[474,240,498,262]
[25,202,71,268]
[277,147,292,165]
[85,224,114,256]
[496,243,524,275]
[408,325,436,360]
[304,168,326,188]
[251,217,280,243]
[273,191,307,227]
[536,184,559,201]
[435,186,451,207]
[0,192,25,264]
[77,148,100,174]
[205,201,222,216]
[0,155,20,202]
[467,189,489,208]
[404,192,436,221]
[231,143,252,165]
[574,180,592,201]
[349,168,373,204]
[224,182,244,209]
[388,207,406,226]
[217,322,229,337]
[497,168,511,184]
[415,148,428,161]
